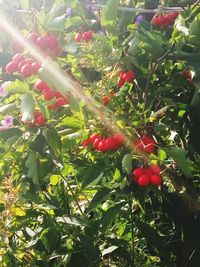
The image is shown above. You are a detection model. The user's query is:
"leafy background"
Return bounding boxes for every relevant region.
[0,0,200,266]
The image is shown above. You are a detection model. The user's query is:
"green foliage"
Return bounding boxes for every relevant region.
[0,0,200,266]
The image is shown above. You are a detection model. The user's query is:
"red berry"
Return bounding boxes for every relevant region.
[138,174,150,187]
[103,95,110,106]
[31,62,41,74]
[145,168,154,177]
[82,31,93,42]
[98,140,107,152]
[51,47,61,57]
[142,135,156,154]
[34,80,49,92]
[122,70,135,83]
[36,36,48,50]
[6,62,18,74]
[46,34,58,50]
[93,137,102,150]
[20,64,33,77]
[17,60,27,71]
[150,164,161,175]
[117,79,125,88]
[56,97,69,106]
[90,134,100,143]
[75,33,83,43]
[113,133,125,146]
[27,32,39,44]
[104,137,118,151]
[43,88,56,100]
[12,53,25,64]
[132,167,145,177]
[150,175,162,186]
[82,138,91,147]
[36,115,46,126]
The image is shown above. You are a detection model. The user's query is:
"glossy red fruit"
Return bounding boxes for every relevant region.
[183,69,192,82]
[34,80,49,92]
[31,62,41,74]
[20,64,33,77]
[145,168,154,177]
[93,137,102,150]
[150,164,161,175]
[150,175,162,186]
[117,79,125,88]
[105,138,118,151]
[56,97,69,106]
[103,95,110,106]
[82,31,93,42]
[6,62,18,74]
[36,36,48,50]
[12,53,25,64]
[51,47,61,57]
[132,167,145,178]
[27,32,39,44]
[43,88,56,100]
[142,135,156,153]
[122,70,135,83]
[82,138,91,147]
[46,34,58,50]
[113,133,125,146]
[90,134,100,143]
[75,33,83,43]
[36,115,46,126]
[98,140,107,152]
[17,60,27,71]
[138,174,150,187]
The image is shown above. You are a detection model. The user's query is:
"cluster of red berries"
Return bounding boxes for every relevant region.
[82,133,125,152]
[134,135,156,154]
[151,12,179,29]
[117,70,136,88]
[26,32,61,58]
[34,80,70,111]
[26,111,46,127]
[75,31,93,43]
[132,164,162,187]
[6,53,41,77]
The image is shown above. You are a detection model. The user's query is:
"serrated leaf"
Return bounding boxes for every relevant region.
[87,188,111,213]
[21,93,34,123]
[165,147,193,177]
[50,175,61,186]
[122,154,132,174]
[25,153,40,187]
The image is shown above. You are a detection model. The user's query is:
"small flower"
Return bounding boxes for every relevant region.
[1,115,14,128]
[0,86,7,97]
[135,15,144,25]
[66,7,72,17]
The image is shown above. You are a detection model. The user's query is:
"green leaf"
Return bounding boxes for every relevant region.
[87,188,111,213]
[122,154,132,174]
[0,103,16,114]
[6,79,29,94]
[43,128,61,156]
[165,147,193,177]
[21,93,34,123]
[60,116,83,129]
[25,153,40,187]
[50,175,61,186]
[101,0,120,33]
[45,14,66,31]
[65,16,85,30]
[0,128,22,141]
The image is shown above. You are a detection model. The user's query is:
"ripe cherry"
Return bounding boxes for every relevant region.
[36,115,46,126]
[46,34,58,50]
[43,89,56,100]
[150,164,161,175]
[34,80,49,92]
[98,140,107,152]
[20,64,33,77]
[75,33,83,43]
[132,167,145,178]
[150,175,162,186]
[90,134,100,142]
[113,133,125,146]
[6,62,18,74]
[56,97,69,106]
[103,95,110,106]
[31,62,41,74]
[36,36,48,50]
[93,137,102,150]
[27,32,38,44]
[82,31,93,42]
[105,138,118,151]
[138,174,150,187]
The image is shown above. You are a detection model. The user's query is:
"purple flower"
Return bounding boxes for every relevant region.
[0,86,7,97]
[135,15,144,25]
[1,115,14,128]
[66,7,72,17]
